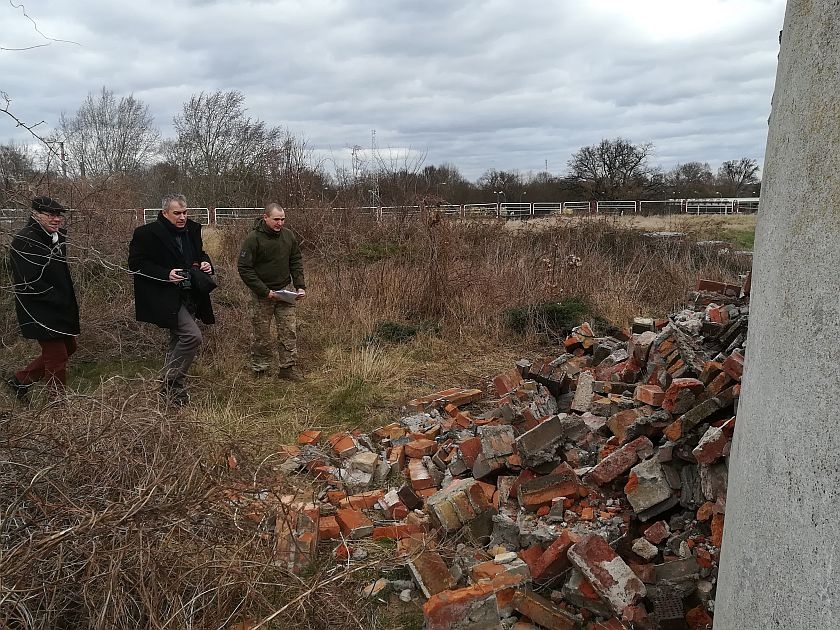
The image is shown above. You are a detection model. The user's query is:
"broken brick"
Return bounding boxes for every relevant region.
[567,534,646,616]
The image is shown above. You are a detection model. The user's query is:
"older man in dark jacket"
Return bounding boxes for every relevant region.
[7,196,80,400]
[128,194,214,405]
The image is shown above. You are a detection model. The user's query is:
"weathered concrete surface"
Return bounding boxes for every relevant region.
[714,2,840,628]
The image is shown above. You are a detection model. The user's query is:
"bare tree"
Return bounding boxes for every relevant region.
[667,161,715,198]
[476,169,524,202]
[567,138,660,200]
[716,158,760,197]
[59,87,160,177]
[167,90,283,204]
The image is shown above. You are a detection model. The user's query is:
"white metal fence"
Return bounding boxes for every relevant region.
[0,197,760,229]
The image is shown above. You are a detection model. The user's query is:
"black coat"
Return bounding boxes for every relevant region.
[128,216,215,329]
[10,218,80,340]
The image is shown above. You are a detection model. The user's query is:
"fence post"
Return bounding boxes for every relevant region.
[208,206,216,225]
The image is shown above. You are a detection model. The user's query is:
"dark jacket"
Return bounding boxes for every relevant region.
[128,214,215,328]
[10,217,80,339]
[237,220,305,298]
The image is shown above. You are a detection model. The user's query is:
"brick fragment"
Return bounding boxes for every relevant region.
[512,589,578,630]
[519,462,583,511]
[409,458,437,490]
[607,408,647,444]
[722,350,744,381]
[405,438,439,459]
[692,417,735,464]
[662,378,705,415]
[532,530,578,582]
[567,534,646,616]
[426,478,490,533]
[372,523,425,540]
[586,436,654,486]
[338,489,384,510]
[634,384,665,406]
[515,414,585,467]
[410,550,457,598]
[318,515,340,540]
[335,508,373,539]
[297,429,322,445]
[624,457,673,514]
[643,520,670,544]
[422,583,497,630]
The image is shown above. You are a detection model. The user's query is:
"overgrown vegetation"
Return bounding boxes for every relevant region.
[504,296,593,337]
[0,206,751,628]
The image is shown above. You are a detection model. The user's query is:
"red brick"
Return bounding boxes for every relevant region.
[297,429,322,445]
[327,432,359,458]
[423,583,497,630]
[706,371,733,395]
[686,605,713,630]
[494,368,524,395]
[606,408,647,444]
[372,523,425,540]
[634,384,665,406]
[643,521,670,545]
[519,462,583,511]
[662,378,705,414]
[405,438,438,459]
[512,589,578,630]
[699,360,724,385]
[318,516,340,540]
[458,437,482,468]
[518,544,544,575]
[722,350,744,381]
[532,530,578,581]
[335,508,373,539]
[710,513,725,547]
[587,437,654,486]
[408,459,437,490]
[340,490,385,510]
[412,551,459,599]
[568,534,646,615]
[692,417,735,464]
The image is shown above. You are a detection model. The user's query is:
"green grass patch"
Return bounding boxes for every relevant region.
[325,375,381,425]
[367,320,440,344]
[504,296,593,337]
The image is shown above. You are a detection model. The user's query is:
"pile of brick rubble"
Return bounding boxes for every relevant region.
[245,278,748,630]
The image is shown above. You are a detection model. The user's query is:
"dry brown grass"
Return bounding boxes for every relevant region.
[0,205,752,629]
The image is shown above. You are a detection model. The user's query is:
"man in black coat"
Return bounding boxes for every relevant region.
[128,194,215,405]
[7,196,80,400]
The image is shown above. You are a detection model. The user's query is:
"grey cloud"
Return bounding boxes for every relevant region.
[0,0,786,180]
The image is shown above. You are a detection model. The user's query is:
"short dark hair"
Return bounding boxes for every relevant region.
[264,203,284,214]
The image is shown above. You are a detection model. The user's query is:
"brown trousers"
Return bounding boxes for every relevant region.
[250,296,297,372]
[16,336,78,391]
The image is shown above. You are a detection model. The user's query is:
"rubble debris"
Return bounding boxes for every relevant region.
[240,276,748,629]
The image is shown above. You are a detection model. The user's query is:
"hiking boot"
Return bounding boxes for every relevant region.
[277,366,304,382]
[159,383,190,407]
[6,376,32,402]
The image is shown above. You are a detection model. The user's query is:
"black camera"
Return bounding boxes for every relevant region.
[176,269,191,289]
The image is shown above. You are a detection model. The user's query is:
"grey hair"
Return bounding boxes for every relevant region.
[264,202,284,214]
[162,193,188,212]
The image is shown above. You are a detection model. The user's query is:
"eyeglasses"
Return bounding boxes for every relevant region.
[36,210,64,218]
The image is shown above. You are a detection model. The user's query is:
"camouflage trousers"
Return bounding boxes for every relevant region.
[250,295,297,372]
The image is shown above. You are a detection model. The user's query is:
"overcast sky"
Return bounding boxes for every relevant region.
[1,0,786,181]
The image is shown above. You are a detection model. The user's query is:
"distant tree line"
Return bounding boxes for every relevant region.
[0,87,761,209]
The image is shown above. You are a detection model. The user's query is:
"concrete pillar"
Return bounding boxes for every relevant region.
[715,2,840,628]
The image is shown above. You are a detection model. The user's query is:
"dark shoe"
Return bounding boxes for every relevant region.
[277,366,304,382]
[6,376,32,402]
[159,384,190,407]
